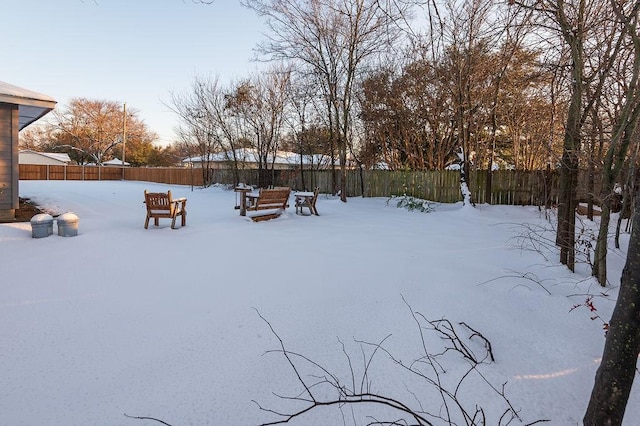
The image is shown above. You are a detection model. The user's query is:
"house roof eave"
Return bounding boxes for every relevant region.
[0,81,57,130]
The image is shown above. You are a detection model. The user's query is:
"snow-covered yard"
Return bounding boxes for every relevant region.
[0,180,636,425]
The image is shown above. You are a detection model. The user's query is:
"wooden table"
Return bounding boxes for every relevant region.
[234,186,253,216]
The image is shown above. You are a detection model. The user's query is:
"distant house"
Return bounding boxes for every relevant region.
[0,81,56,220]
[182,148,333,170]
[102,158,130,167]
[19,150,72,166]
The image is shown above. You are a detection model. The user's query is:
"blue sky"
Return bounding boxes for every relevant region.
[2,0,266,146]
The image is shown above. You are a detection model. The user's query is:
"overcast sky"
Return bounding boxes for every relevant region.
[2,0,266,146]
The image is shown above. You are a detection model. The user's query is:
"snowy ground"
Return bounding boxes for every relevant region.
[0,180,636,425]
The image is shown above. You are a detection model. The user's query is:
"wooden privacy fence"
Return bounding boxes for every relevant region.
[19,164,599,206]
[19,164,124,181]
[20,164,207,186]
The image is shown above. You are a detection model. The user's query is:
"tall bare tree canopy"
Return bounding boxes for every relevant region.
[242,0,409,200]
[168,72,292,187]
[505,0,640,280]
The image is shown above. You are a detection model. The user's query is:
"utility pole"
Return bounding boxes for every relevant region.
[122,102,127,180]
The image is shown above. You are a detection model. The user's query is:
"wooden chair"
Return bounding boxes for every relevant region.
[144,190,187,229]
[295,187,320,216]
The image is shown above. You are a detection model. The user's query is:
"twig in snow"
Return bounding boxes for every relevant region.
[124,413,174,425]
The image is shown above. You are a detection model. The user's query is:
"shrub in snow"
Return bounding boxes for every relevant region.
[387,194,435,213]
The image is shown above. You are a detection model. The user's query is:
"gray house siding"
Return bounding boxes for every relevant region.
[0,82,56,220]
[0,104,19,217]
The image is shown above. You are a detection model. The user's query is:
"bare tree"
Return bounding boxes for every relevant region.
[591,0,640,286]
[168,76,226,187]
[483,4,535,200]
[18,123,57,151]
[510,0,633,272]
[225,67,291,187]
[243,0,408,201]
[48,98,154,165]
[284,73,332,189]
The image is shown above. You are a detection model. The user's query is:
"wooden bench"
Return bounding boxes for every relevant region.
[245,187,291,222]
[144,190,187,229]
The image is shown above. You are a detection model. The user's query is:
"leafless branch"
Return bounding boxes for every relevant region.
[476,269,553,296]
[124,413,173,425]
[254,298,547,425]
[459,322,495,363]
[255,308,317,403]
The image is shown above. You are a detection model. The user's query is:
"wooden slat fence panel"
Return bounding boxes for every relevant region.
[19,165,45,180]
[126,167,203,186]
[19,165,602,206]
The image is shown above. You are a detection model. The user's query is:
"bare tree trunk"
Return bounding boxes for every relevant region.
[593,86,640,284]
[556,3,584,271]
[587,141,595,221]
[557,103,580,271]
[339,146,348,202]
[593,103,640,283]
[543,164,552,210]
[593,199,612,284]
[616,146,639,249]
[616,172,633,249]
[584,192,640,425]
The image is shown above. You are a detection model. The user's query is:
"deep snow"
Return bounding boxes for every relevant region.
[0,180,636,425]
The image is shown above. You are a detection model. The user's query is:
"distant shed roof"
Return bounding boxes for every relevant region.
[19,150,71,163]
[0,81,57,130]
[103,158,130,166]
